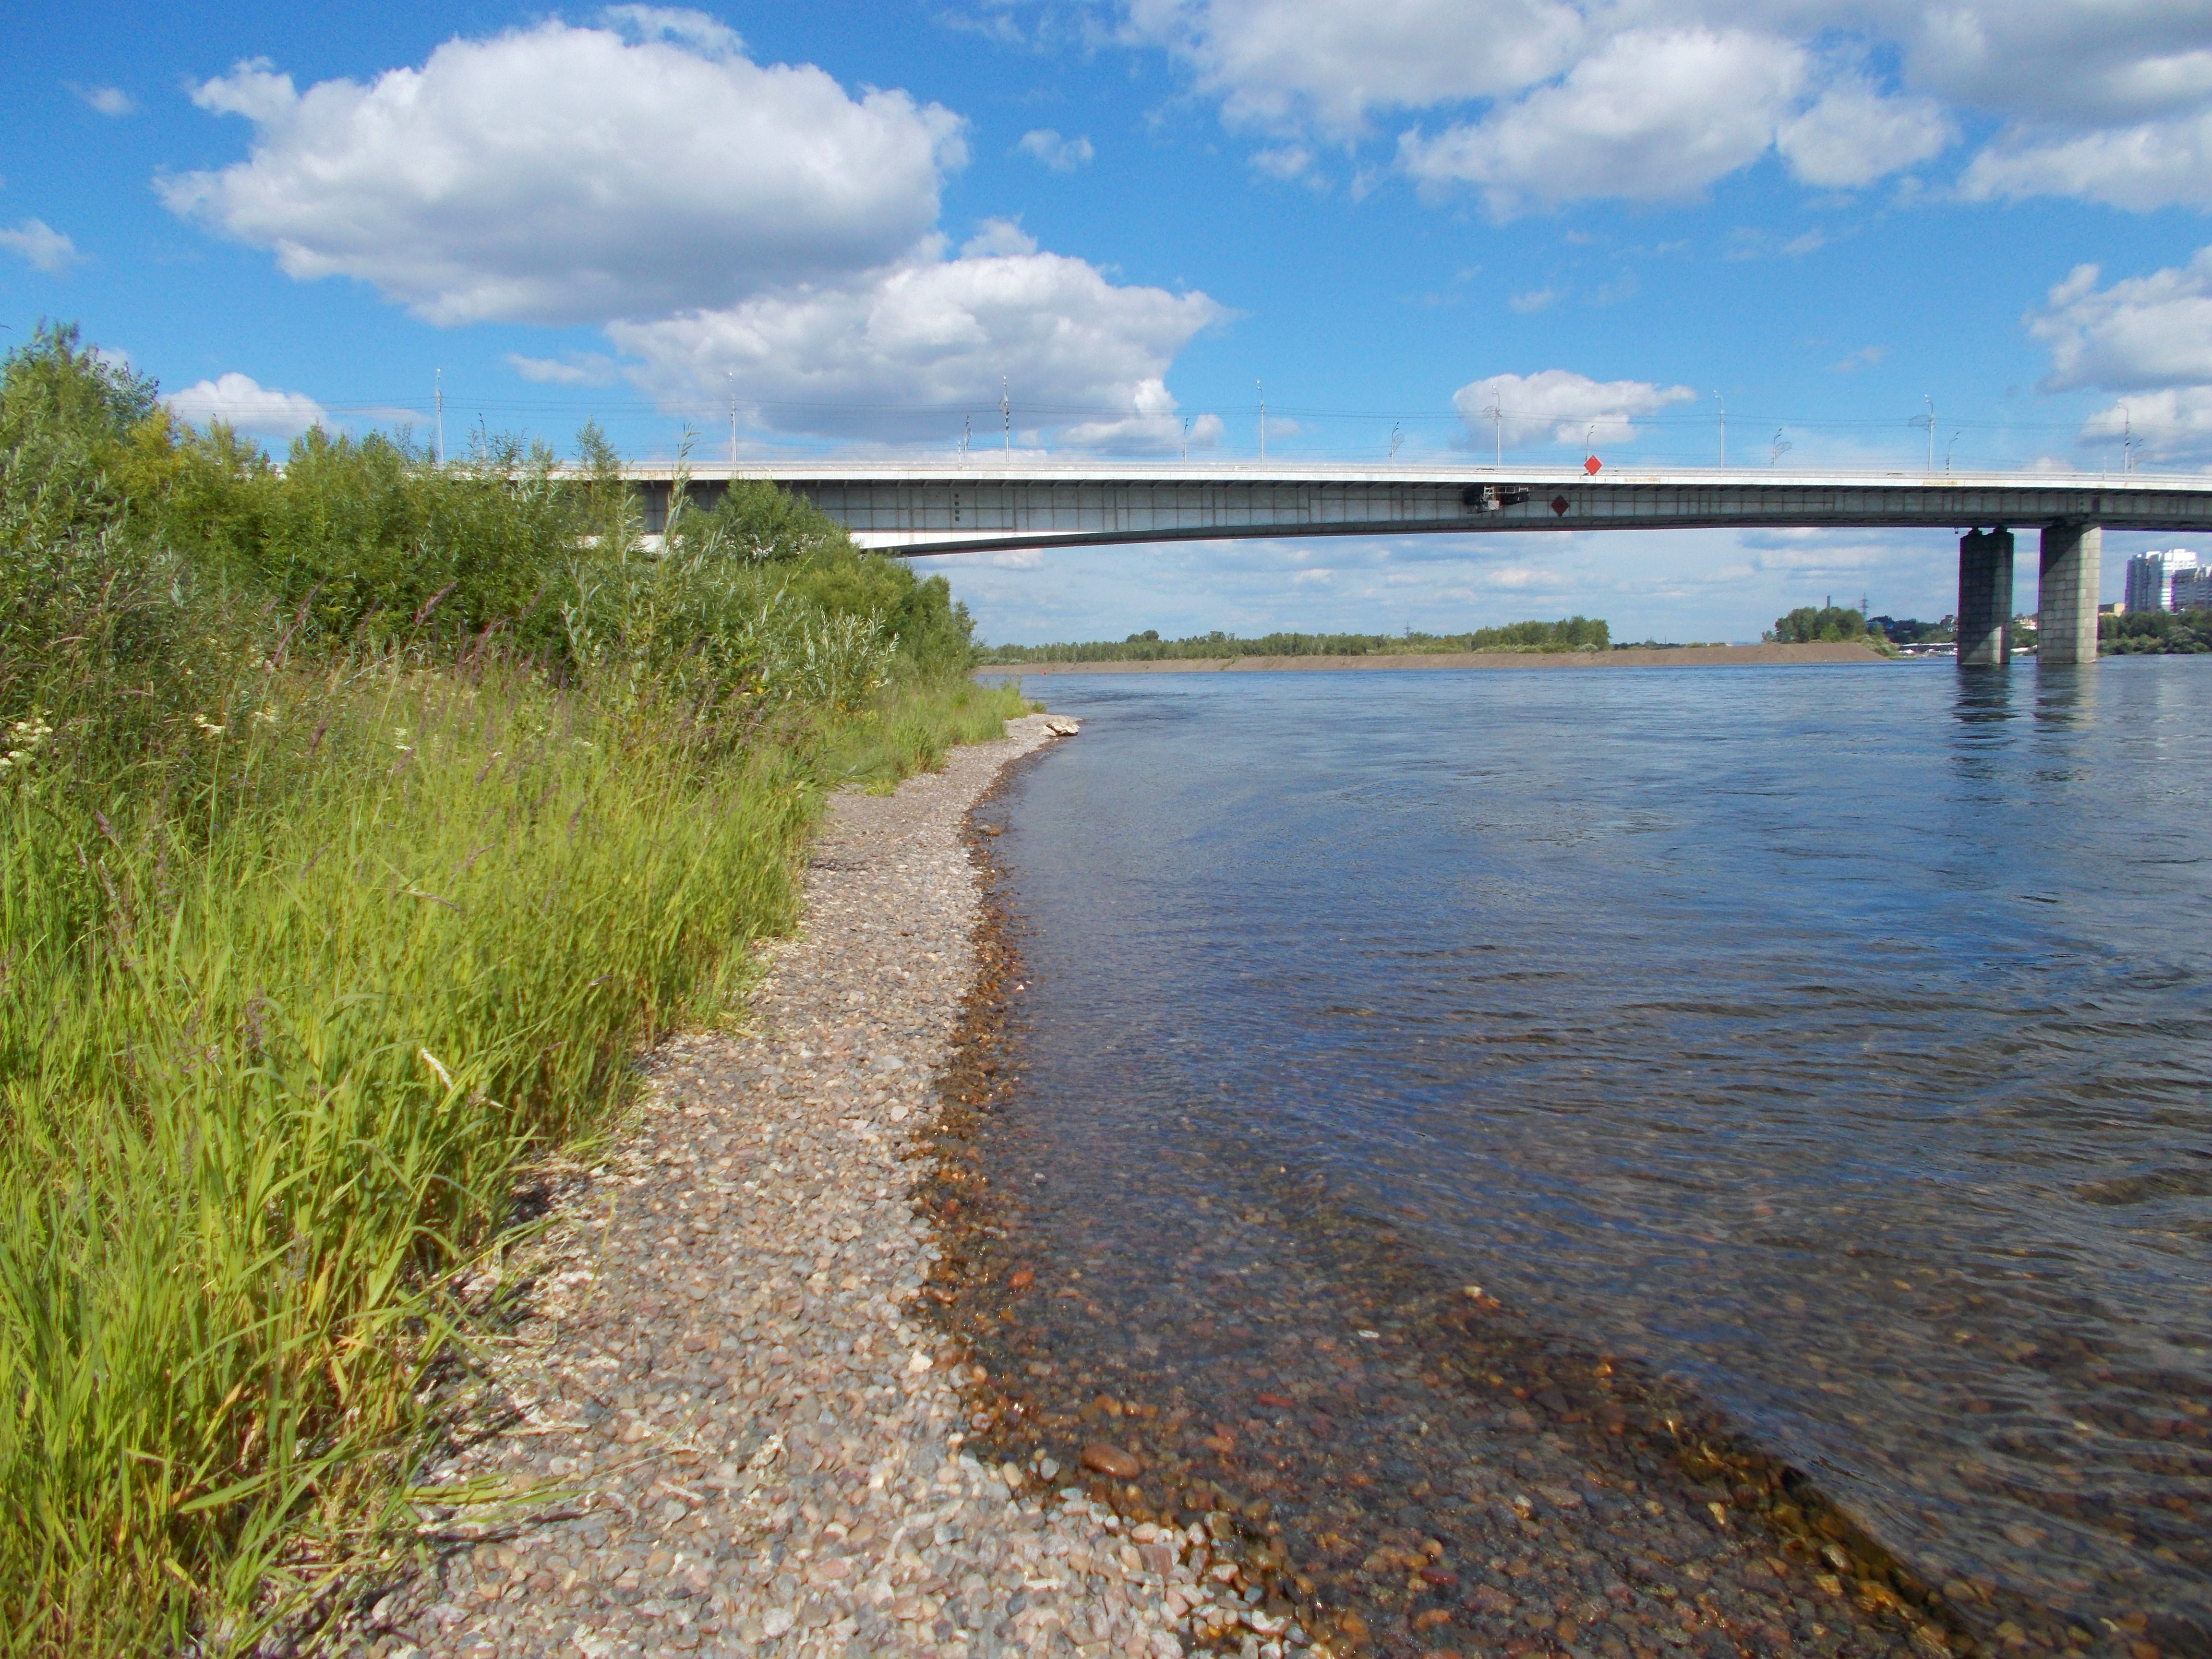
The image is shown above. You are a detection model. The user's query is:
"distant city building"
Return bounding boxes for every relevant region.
[2124,549,2202,613]
[2173,565,2212,611]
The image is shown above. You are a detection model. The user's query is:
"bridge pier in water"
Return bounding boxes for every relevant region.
[1957,529,2015,666]
[2038,523,2101,665]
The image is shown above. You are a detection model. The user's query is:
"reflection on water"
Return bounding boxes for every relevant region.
[2030,664,2099,729]
[1953,664,2017,729]
[978,658,2212,1642]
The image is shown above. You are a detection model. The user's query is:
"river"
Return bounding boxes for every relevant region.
[958,658,2210,1651]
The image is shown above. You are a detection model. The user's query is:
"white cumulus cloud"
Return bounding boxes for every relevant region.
[160,11,1223,451]
[1017,128,1095,170]
[1398,29,1803,214]
[506,353,621,386]
[1120,0,1586,135]
[1452,369,1697,450]
[166,372,327,439]
[2078,389,2212,465]
[1051,0,2212,211]
[962,218,1038,257]
[1959,110,2212,210]
[70,84,136,117]
[159,14,966,325]
[1777,78,1955,188]
[1057,377,1226,454]
[2027,248,2212,462]
[2029,251,2212,394]
[0,219,81,274]
[609,246,1225,448]
[1880,3,2212,129]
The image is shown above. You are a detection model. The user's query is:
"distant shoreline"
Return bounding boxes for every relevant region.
[975,641,1892,675]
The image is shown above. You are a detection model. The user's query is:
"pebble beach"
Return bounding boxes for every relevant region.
[350,713,1248,1659]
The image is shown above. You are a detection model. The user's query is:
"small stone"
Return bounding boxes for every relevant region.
[760,1607,796,1637]
[1081,1443,1142,1479]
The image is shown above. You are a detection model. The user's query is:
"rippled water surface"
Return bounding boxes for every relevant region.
[980,660,2212,1635]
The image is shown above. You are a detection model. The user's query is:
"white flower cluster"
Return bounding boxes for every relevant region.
[0,715,54,770]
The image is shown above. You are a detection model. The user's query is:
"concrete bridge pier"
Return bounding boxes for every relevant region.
[1958,528,2015,666]
[2038,523,2101,665]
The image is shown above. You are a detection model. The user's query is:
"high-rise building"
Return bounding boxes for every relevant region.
[2124,549,2202,612]
[2172,565,2212,611]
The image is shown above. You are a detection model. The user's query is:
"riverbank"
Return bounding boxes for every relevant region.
[982,642,1889,676]
[344,714,1223,1659]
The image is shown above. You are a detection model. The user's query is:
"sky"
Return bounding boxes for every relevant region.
[6,0,2212,643]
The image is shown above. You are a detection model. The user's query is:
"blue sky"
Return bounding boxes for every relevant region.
[7,0,2212,643]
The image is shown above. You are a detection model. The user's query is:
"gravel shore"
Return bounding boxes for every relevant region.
[351,713,1235,1659]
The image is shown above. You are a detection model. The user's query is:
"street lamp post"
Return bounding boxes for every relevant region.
[1911,394,1936,471]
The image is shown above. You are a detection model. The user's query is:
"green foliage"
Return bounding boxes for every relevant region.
[1870,614,1952,646]
[818,676,1031,794]
[1767,604,1877,644]
[0,674,813,1652]
[0,325,1001,1654]
[2101,608,2212,653]
[1471,615,1610,651]
[672,475,853,565]
[0,322,163,554]
[979,616,1609,662]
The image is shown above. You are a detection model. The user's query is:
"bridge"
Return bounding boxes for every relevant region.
[622,461,2212,667]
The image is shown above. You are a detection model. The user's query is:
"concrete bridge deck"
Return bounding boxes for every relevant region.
[622,461,2212,667]
[624,461,2212,552]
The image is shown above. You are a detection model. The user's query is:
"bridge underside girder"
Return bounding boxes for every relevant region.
[623,467,2209,666]
[628,473,2212,556]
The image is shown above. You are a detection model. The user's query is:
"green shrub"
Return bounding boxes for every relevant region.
[1767,604,1880,645]
[2102,608,2212,653]
[0,324,1004,1653]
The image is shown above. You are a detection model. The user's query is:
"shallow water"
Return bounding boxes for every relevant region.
[976,659,2212,1640]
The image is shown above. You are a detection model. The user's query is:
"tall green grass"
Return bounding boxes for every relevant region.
[820,675,1041,793]
[0,323,1025,1654]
